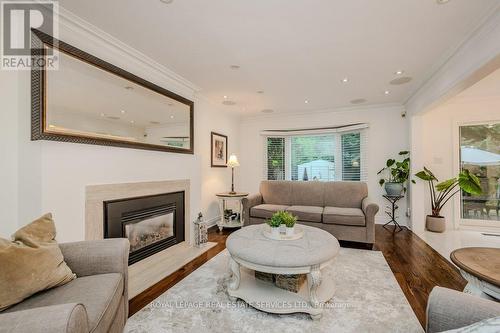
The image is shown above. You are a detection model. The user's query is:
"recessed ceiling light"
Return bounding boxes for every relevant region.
[261,109,274,114]
[341,78,349,83]
[160,0,174,4]
[100,113,105,117]
[120,110,126,114]
[436,0,450,4]
[304,100,309,104]
[395,70,405,75]
[223,95,228,99]
[130,120,135,124]
[222,100,236,106]
[230,65,240,70]
[390,77,412,85]
[350,98,367,104]
[384,90,390,95]
[170,115,174,119]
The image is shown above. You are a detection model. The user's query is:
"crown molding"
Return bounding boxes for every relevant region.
[241,103,404,122]
[52,5,201,94]
[405,5,500,116]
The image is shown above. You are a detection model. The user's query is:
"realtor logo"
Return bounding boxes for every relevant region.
[1,0,58,70]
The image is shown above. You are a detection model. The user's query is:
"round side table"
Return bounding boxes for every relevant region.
[215,192,249,231]
[450,247,500,301]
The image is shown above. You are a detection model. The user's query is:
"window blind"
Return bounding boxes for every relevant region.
[263,128,367,182]
[266,137,285,180]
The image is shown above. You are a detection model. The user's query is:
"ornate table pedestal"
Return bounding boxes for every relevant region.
[460,269,500,301]
[226,224,340,320]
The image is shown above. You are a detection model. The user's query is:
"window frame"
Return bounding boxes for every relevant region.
[453,119,500,230]
[263,129,366,182]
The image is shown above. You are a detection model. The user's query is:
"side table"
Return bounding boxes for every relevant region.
[382,194,404,232]
[450,247,500,301]
[216,192,249,231]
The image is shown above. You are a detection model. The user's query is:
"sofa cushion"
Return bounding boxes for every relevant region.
[0,213,75,311]
[260,181,293,205]
[250,204,290,219]
[323,207,366,226]
[323,181,368,208]
[6,273,123,333]
[286,206,323,223]
[290,181,324,206]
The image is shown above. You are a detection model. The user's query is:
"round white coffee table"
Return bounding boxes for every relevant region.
[225,224,340,320]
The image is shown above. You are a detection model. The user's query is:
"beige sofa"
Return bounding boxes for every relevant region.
[0,239,129,333]
[242,180,379,244]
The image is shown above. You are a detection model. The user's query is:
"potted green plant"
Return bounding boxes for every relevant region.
[415,167,482,232]
[267,211,284,237]
[267,211,298,237]
[378,151,413,196]
[283,212,298,236]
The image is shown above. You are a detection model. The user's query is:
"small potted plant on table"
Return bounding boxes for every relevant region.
[267,211,298,237]
[283,212,298,236]
[378,151,413,196]
[415,167,482,232]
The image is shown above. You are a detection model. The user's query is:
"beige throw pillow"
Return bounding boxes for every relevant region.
[0,213,76,311]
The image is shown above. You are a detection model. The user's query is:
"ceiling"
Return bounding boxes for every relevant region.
[59,0,499,116]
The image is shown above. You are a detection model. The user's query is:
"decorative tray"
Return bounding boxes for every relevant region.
[262,225,304,241]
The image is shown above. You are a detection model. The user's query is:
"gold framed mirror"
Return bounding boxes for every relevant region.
[31,29,194,154]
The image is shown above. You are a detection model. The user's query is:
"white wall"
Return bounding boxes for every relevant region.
[0,9,240,241]
[238,105,410,225]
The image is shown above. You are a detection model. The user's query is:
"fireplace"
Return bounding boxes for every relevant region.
[104,191,185,265]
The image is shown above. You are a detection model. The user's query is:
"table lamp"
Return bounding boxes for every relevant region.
[227,154,240,194]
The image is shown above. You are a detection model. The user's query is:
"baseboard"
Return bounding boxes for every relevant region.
[204,215,220,228]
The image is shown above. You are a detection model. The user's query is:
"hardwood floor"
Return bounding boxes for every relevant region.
[374,225,466,327]
[129,224,466,328]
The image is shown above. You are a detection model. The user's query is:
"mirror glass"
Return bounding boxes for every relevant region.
[44,47,192,150]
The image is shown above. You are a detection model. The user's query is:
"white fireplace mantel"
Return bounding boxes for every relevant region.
[85,179,216,299]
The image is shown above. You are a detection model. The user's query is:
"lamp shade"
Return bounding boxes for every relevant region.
[227,154,240,168]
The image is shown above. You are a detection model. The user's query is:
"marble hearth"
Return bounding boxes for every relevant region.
[85,180,216,299]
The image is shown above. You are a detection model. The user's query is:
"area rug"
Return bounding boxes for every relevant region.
[125,248,423,333]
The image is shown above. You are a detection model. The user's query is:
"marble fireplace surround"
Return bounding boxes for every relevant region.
[85,179,216,299]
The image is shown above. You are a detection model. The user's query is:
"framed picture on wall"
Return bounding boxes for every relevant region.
[211,132,228,167]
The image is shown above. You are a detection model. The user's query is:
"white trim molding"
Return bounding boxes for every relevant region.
[406,6,500,116]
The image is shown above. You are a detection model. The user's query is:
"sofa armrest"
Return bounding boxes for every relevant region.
[59,239,129,315]
[0,303,88,333]
[241,193,263,225]
[361,197,379,244]
[361,197,379,219]
[426,287,500,333]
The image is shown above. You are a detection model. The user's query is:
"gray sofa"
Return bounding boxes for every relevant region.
[242,180,379,244]
[0,239,129,333]
[426,287,500,332]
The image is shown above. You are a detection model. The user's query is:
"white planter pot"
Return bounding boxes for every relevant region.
[286,226,295,236]
[270,227,280,237]
[426,215,446,233]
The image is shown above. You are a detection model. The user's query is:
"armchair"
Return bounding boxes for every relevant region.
[0,238,129,333]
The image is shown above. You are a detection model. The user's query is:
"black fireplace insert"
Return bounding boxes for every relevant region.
[104,191,185,265]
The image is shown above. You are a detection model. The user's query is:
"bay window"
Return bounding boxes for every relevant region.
[264,126,367,182]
